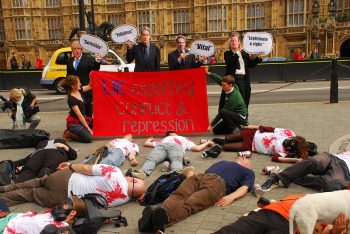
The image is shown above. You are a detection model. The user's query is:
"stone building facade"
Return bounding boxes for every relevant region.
[0,0,350,69]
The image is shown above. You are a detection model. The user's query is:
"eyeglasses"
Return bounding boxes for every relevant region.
[125,168,136,199]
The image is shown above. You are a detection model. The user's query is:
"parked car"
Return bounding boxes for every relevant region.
[262,57,288,62]
[40,47,135,94]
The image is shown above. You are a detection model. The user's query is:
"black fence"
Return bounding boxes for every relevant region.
[1,59,350,90]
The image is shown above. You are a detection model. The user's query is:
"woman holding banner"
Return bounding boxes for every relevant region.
[61,75,93,143]
[224,33,262,108]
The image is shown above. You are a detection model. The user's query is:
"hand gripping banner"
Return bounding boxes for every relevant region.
[91,68,209,136]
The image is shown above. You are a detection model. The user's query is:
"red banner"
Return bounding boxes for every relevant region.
[91,68,209,136]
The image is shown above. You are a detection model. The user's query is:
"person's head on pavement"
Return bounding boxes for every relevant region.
[236,156,252,169]
[123,134,134,142]
[165,131,177,137]
[125,175,146,201]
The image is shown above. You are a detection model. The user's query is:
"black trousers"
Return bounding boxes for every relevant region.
[213,109,248,135]
[277,152,350,191]
[234,74,251,108]
[214,209,288,234]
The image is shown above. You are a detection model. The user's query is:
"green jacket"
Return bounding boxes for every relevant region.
[209,73,247,126]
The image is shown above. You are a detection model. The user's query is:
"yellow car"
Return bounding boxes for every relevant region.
[40,47,135,94]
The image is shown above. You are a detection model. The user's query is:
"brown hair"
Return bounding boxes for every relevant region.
[294,136,310,158]
[61,75,79,95]
[221,75,235,85]
[228,33,241,50]
[70,196,86,218]
[176,35,186,43]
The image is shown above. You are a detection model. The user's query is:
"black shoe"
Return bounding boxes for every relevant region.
[138,206,154,232]
[261,175,280,192]
[212,138,226,146]
[202,145,222,158]
[152,206,168,233]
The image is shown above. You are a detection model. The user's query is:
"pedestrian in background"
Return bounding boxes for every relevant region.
[10,52,19,70]
[22,56,31,70]
[126,26,160,72]
[310,48,320,59]
[35,55,43,69]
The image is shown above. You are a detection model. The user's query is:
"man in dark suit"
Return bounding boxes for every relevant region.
[66,40,101,117]
[224,34,263,108]
[168,35,204,70]
[126,27,160,72]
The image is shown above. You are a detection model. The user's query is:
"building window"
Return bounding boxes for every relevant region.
[72,0,90,5]
[12,0,29,8]
[46,0,60,7]
[108,14,123,26]
[247,4,265,30]
[287,0,305,26]
[107,0,123,3]
[48,17,62,40]
[14,17,31,40]
[137,11,155,34]
[0,20,5,41]
[208,6,227,32]
[173,10,190,34]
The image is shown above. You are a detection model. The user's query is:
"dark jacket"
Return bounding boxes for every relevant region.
[126,43,160,72]
[67,54,101,86]
[224,50,261,77]
[10,57,19,70]
[167,49,203,70]
[10,88,38,121]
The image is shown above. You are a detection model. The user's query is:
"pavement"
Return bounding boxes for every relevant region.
[0,83,350,233]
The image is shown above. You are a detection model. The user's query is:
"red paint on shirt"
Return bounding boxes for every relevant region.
[96,182,127,204]
[100,165,117,180]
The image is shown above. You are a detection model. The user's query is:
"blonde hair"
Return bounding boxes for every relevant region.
[9,88,26,102]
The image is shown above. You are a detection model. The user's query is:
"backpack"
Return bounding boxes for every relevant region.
[72,193,127,234]
[140,171,186,206]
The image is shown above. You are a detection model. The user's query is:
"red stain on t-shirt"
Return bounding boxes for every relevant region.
[262,136,277,149]
[100,165,117,179]
[96,182,127,204]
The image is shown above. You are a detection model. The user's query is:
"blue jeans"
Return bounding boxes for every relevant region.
[100,148,125,167]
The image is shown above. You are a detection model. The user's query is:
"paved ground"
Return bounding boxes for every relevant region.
[0,91,349,233]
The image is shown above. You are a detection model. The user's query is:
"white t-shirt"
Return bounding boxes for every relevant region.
[4,212,68,234]
[108,138,139,157]
[153,136,196,153]
[252,128,295,157]
[334,151,350,173]
[68,164,130,207]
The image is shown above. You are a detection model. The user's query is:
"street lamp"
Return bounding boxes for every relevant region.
[312,0,320,18]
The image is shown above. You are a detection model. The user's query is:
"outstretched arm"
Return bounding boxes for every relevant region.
[143,137,155,148]
[58,162,93,176]
[190,140,213,152]
[215,185,249,207]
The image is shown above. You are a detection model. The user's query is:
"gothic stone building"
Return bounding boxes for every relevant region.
[1,0,350,69]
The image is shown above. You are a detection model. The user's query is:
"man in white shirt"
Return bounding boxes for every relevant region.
[132,131,213,179]
[0,163,146,208]
[260,151,350,193]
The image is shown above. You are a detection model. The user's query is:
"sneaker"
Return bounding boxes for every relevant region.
[152,206,168,232]
[202,145,222,158]
[261,176,280,192]
[138,206,154,232]
[270,167,282,176]
[132,170,147,180]
[160,161,170,172]
[181,166,195,177]
[183,155,191,166]
[252,184,263,197]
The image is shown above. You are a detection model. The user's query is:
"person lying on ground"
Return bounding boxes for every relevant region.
[0,139,77,186]
[211,125,316,163]
[131,131,213,179]
[0,196,83,234]
[138,158,255,233]
[259,150,350,193]
[0,162,146,208]
[84,134,139,167]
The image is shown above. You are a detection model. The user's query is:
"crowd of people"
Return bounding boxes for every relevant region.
[0,29,349,234]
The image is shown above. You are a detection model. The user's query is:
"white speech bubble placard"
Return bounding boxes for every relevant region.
[79,34,109,56]
[189,40,216,57]
[111,24,139,44]
[243,32,273,55]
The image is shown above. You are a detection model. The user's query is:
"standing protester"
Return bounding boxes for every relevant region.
[9,88,41,130]
[35,55,43,69]
[126,26,160,72]
[61,75,93,143]
[224,33,263,108]
[22,56,31,70]
[66,40,101,117]
[293,48,303,60]
[10,52,19,70]
[168,35,204,70]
